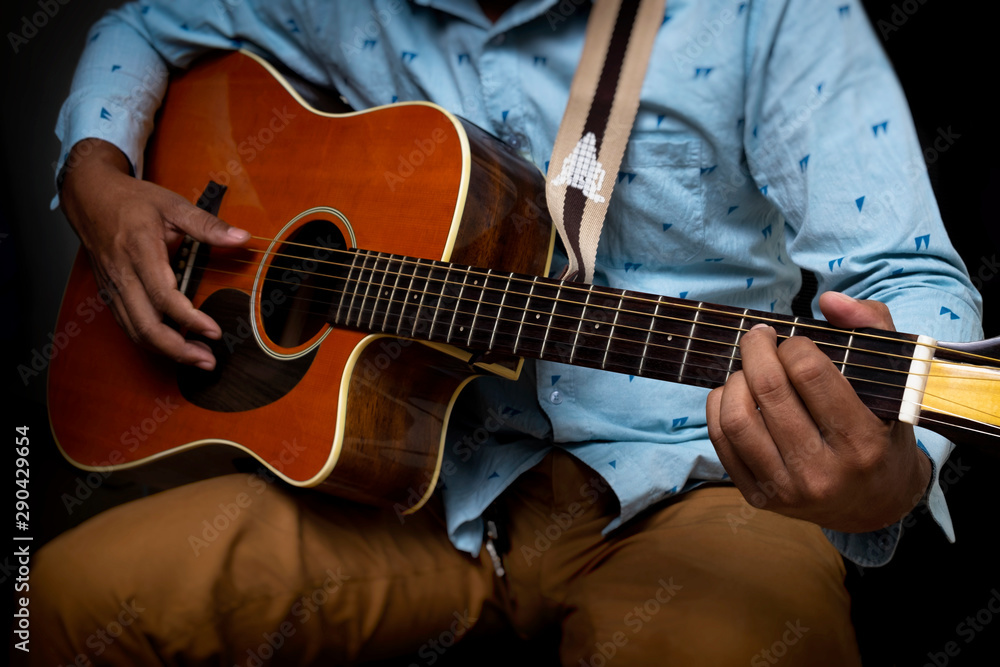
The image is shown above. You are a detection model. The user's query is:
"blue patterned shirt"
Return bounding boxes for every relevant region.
[54,0,983,566]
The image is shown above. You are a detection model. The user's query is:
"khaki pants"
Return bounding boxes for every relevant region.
[32,451,860,666]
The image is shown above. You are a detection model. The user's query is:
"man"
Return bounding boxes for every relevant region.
[35,0,982,665]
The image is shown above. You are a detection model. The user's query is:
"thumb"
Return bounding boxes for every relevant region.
[170,199,250,246]
[818,291,896,331]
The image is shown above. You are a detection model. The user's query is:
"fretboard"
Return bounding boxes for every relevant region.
[327,249,919,421]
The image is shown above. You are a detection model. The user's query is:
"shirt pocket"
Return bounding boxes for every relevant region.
[597,138,706,273]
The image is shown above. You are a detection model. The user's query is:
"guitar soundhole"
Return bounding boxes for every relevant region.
[261,220,349,349]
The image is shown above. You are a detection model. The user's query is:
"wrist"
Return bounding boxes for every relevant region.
[60,139,131,196]
[60,139,133,219]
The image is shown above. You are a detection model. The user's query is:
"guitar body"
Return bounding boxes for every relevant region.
[48,51,554,511]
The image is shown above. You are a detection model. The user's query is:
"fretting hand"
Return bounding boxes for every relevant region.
[706,291,931,533]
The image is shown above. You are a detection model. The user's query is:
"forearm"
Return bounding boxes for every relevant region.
[54,4,173,196]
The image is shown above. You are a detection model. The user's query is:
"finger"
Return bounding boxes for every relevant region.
[165,196,249,247]
[91,262,156,350]
[113,270,217,369]
[716,370,789,483]
[128,240,222,339]
[777,335,883,448]
[739,324,821,462]
[92,267,132,338]
[706,386,759,495]
[818,292,895,331]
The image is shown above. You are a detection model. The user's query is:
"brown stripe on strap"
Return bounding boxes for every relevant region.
[547,0,667,283]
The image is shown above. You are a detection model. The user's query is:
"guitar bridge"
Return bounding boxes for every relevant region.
[172,180,227,298]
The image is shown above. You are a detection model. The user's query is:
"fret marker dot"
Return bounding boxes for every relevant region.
[473,280,479,285]
[460,326,465,332]
[535,314,540,319]
[668,335,673,341]
[595,324,600,329]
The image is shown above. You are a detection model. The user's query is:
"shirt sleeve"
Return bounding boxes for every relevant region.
[741,0,984,566]
[52,0,331,207]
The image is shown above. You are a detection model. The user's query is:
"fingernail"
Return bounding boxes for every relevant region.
[751,323,772,331]
[227,227,250,241]
[195,359,215,371]
[829,291,856,303]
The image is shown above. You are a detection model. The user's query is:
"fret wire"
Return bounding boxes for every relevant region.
[727,308,750,377]
[569,285,595,364]
[678,304,703,383]
[841,333,854,375]
[347,250,371,328]
[380,255,397,332]
[447,264,471,344]
[369,252,390,331]
[789,315,800,338]
[245,238,991,367]
[397,253,418,335]
[467,270,490,348]
[410,258,429,338]
[334,250,363,325]
[601,294,625,370]
[638,297,662,377]
[428,262,451,341]
[513,277,538,355]
[354,250,378,329]
[539,281,563,358]
[490,272,514,351]
[386,253,407,334]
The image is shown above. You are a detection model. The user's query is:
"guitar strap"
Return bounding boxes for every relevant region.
[546,0,667,283]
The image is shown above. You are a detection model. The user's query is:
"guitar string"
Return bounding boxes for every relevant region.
[195,263,924,382]
[192,260,987,387]
[209,246,932,372]
[195,250,984,385]
[245,235,999,367]
[883,403,1000,439]
[188,268,1000,425]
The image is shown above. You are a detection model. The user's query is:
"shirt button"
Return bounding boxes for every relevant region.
[549,390,563,405]
[491,34,505,46]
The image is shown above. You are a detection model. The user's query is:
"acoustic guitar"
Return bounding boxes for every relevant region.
[48,51,1000,514]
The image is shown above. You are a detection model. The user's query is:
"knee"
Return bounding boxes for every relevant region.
[561,572,859,667]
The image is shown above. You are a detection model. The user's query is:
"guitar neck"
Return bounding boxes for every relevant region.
[326,248,919,423]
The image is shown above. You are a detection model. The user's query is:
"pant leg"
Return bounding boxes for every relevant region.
[32,472,495,666]
[554,485,861,667]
